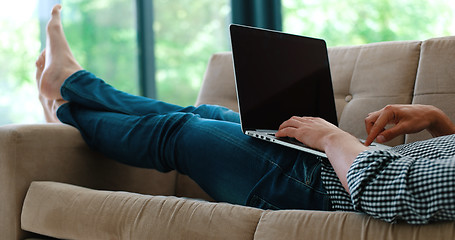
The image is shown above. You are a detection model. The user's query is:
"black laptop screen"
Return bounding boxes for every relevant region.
[230,24,338,131]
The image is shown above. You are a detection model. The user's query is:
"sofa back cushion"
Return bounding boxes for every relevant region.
[196,37,455,146]
[408,36,455,143]
[328,41,421,146]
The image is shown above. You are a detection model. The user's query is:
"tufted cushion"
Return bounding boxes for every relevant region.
[328,41,421,146]
[408,36,455,143]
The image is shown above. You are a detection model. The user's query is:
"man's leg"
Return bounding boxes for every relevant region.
[60,70,240,123]
[57,101,331,210]
[56,67,329,210]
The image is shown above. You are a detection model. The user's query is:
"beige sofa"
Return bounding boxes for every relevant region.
[2,36,455,239]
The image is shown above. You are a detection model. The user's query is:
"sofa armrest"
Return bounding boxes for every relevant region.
[195,52,238,111]
[0,123,177,240]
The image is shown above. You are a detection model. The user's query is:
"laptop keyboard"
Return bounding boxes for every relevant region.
[266,133,307,147]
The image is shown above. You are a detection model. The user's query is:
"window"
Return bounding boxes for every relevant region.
[282,0,455,47]
[0,0,138,124]
[153,0,231,106]
[62,0,139,95]
[62,0,231,107]
[0,1,43,124]
[1,0,454,125]
[0,0,229,124]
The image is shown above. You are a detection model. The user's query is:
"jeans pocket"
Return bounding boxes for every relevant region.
[248,195,282,210]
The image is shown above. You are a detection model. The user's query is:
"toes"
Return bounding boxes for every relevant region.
[51,4,62,18]
[35,50,46,86]
[47,4,63,32]
[35,50,46,68]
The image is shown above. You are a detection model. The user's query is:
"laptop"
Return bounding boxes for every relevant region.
[230,24,387,158]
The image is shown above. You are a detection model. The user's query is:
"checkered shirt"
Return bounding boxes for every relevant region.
[321,134,455,224]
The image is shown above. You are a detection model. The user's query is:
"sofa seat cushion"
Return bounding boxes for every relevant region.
[21,182,263,240]
[254,210,455,240]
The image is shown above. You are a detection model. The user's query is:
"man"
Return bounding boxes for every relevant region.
[37,4,455,224]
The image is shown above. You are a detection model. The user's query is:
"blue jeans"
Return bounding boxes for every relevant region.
[57,70,332,211]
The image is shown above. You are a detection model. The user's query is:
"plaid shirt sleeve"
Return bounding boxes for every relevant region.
[347,135,455,224]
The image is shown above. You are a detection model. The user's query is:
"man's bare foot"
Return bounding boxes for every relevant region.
[36,50,66,123]
[38,94,67,123]
[38,4,83,100]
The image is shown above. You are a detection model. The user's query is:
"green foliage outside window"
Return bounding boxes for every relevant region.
[0,3,42,124]
[62,0,139,95]
[153,0,230,106]
[283,0,454,47]
[63,0,231,107]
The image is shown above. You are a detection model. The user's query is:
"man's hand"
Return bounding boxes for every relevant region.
[276,116,355,152]
[276,116,368,193]
[364,104,455,146]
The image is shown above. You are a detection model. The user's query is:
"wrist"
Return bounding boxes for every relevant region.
[322,131,363,153]
[428,107,455,137]
[322,131,369,193]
